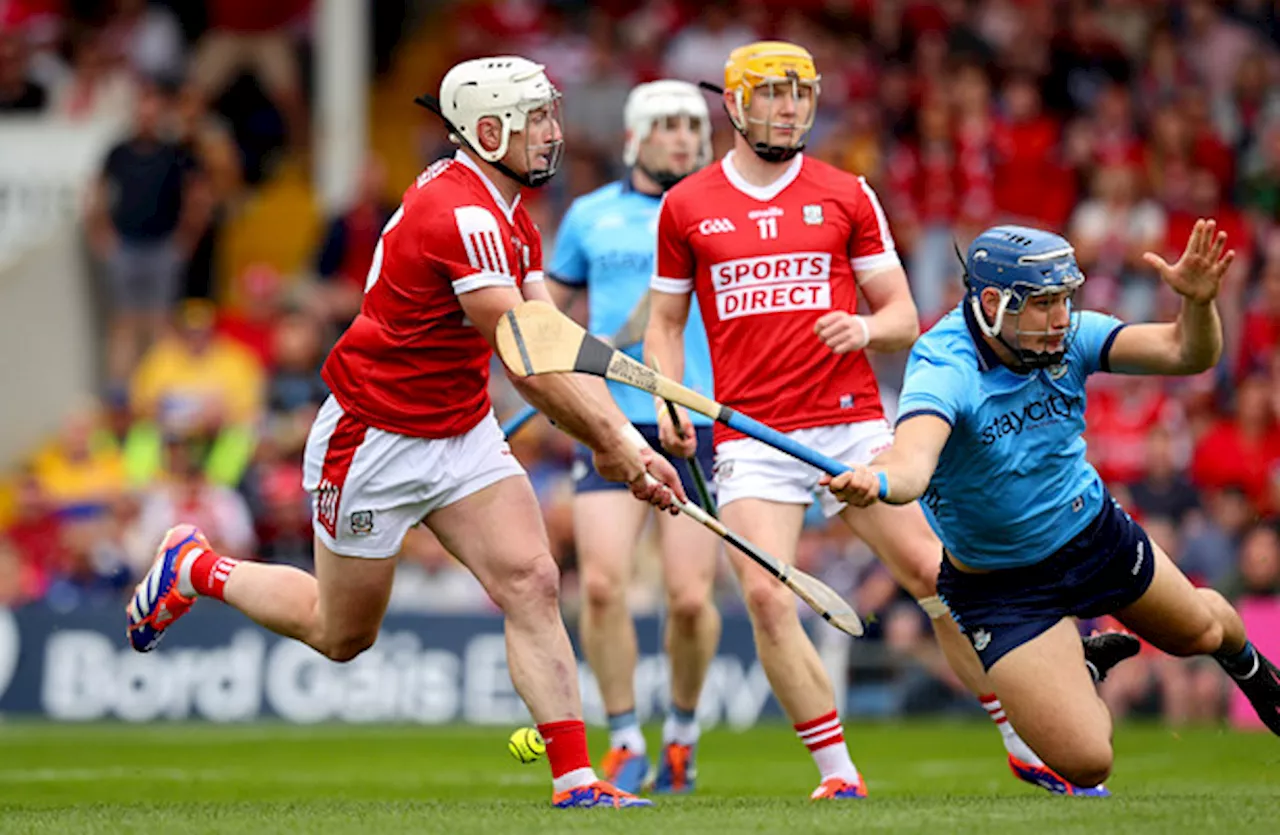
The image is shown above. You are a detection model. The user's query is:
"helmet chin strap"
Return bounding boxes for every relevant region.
[635,161,690,192]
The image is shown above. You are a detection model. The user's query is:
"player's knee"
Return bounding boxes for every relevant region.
[896,555,940,600]
[493,553,561,614]
[666,587,710,630]
[581,565,626,612]
[1062,750,1113,789]
[321,630,378,663]
[742,579,795,633]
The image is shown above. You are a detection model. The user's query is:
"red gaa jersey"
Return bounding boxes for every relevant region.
[322,152,544,438]
[654,152,897,444]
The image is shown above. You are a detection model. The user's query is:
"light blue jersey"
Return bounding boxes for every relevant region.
[549,178,714,426]
[897,304,1127,569]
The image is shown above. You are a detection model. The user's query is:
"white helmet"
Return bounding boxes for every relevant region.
[623,80,712,169]
[438,56,564,186]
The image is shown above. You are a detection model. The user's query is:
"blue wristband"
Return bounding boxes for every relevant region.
[876,471,889,501]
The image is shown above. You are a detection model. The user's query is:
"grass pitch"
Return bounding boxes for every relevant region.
[2,721,1277,834]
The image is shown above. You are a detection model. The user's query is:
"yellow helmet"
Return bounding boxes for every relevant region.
[722,41,821,162]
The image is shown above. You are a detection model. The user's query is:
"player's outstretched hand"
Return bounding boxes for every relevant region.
[630,448,687,514]
[656,402,697,459]
[1142,218,1235,304]
[819,467,880,507]
[814,311,871,354]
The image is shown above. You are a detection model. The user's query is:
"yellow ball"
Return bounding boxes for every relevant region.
[508,727,546,764]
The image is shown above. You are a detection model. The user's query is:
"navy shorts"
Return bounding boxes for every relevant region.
[937,491,1156,671]
[573,423,716,499]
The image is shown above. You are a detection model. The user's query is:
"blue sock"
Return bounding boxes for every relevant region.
[1214,641,1259,680]
[672,706,696,724]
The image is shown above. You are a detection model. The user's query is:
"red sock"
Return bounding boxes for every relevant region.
[189,550,239,600]
[537,719,591,780]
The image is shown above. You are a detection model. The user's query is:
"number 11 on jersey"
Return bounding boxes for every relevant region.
[757,216,778,240]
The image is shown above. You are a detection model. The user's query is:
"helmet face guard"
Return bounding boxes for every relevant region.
[962,227,1087,371]
[422,56,565,189]
[512,92,565,188]
[720,42,821,163]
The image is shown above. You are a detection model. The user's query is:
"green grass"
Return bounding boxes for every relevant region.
[1,721,1277,834]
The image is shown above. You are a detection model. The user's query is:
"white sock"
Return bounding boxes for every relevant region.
[796,711,859,782]
[607,711,646,755]
[980,694,1043,766]
[552,767,597,793]
[663,707,700,746]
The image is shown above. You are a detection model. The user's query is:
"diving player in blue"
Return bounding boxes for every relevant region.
[824,220,1280,790]
[547,80,720,794]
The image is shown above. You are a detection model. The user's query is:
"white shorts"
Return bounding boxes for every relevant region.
[713,420,894,518]
[302,396,525,558]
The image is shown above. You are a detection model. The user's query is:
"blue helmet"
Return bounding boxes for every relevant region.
[963,225,1085,370]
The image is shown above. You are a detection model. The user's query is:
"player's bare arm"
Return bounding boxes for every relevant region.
[821,414,951,507]
[813,265,920,355]
[1106,218,1233,375]
[645,288,697,458]
[460,283,686,508]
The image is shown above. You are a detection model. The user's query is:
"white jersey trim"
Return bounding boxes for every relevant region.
[851,251,902,275]
[453,271,516,295]
[454,205,513,279]
[856,175,897,257]
[454,150,520,224]
[652,275,694,294]
[524,269,545,283]
[720,151,804,203]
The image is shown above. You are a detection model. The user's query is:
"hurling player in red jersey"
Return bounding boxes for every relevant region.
[127,56,686,809]
[646,42,1123,799]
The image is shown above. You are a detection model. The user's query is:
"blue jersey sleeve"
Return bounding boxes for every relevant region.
[1072,310,1128,377]
[897,344,971,427]
[547,203,588,287]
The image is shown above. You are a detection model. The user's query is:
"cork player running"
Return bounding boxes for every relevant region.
[125,55,688,810]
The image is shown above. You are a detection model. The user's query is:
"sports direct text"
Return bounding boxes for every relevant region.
[710,252,832,320]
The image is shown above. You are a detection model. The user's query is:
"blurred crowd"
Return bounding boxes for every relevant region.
[1,0,1278,724]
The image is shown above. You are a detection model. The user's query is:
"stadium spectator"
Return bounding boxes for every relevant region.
[885,92,959,321]
[216,264,285,367]
[50,26,136,123]
[126,298,264,489]
[1068,162,1166,320]
[0,29,46,113]
[314,158,395,329]
[188,0,310,150]
[0,473,59,602]
[1128,424,1200,526]
[123,430,256,575]
[42,507,132,612]
[1191,375,1280,514]
[172,79,242,300]
[1236,255,1280,380]
[661,1,758,86]
[29,403,126,515]
[992,71,1074,228]
[103,0,185,83]
[89,81,206,385]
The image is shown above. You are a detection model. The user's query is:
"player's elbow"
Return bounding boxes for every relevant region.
[876,309,920,352]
